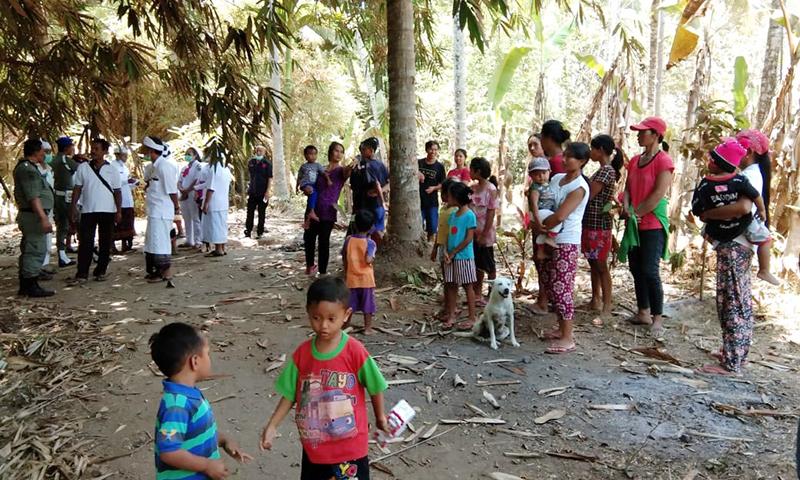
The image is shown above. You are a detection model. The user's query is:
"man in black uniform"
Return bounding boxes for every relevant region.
[244,145,273,239]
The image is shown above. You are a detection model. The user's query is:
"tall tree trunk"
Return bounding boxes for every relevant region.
[386,0,422,242]
[453,14,467,149]
[355,30,381,130]
[270,45,289,200]
[654,8,665,116]
[756,0,784,127]
[647,0,660,110]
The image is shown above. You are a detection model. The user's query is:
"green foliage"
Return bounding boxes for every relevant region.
[575,53,605,77]
[488,46,532,110]
[679,100,739,165]
[732,56,749,127]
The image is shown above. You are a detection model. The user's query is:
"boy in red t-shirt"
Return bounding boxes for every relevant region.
[260,276,389,479]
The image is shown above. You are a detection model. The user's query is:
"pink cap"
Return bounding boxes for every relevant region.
[735,129,769,155]
[711,138,747,173]
[630,117,667,136]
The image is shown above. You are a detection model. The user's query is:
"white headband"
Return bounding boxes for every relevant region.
[41,139,51,151]
[142,136,164,152]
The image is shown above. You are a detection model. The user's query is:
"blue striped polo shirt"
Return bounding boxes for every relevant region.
[154,380,220,479]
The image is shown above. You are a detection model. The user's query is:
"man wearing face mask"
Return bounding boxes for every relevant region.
[37,140,57,276]
[244,145,272,239]
[178,146,203,249]
[14,138,55,297]
[52,136,78,267]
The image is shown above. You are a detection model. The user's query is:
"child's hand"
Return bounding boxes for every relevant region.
[222,438,253,463]
[260,425,278,451]
[375,415,390,434]
[444,253,452,264]
[756,207,766,221]
[203,459,229,479]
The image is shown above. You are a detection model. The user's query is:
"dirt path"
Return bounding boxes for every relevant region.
[0,210,798,479]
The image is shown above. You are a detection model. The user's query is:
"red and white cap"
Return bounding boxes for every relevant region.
[630,117,667,136]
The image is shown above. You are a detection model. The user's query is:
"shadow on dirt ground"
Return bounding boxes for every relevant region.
[0,208,798,479]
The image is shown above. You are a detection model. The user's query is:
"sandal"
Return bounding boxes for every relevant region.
[205,251,224,258]
[545,343,576,354]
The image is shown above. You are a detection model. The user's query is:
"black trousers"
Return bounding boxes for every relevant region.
[628,228,666,315]
[245,193,267,236]
[77,212,115,279]
[303,220,335,274]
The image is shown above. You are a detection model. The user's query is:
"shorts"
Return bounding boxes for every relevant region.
[349,287,376,314]
[301,451,370,480]
[745,218,771,245]
[581,228,613,262]
[421,206,439,235]
[373,206,386,233]
[473,244,496,274]
[443,258,477,285]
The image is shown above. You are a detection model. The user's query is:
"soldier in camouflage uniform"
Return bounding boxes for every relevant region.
[14,138,56,297]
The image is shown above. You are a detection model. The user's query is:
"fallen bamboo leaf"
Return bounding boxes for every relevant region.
[587,404,634,411]
[546,451,598,462]
[264,354,286,374]
[375,327,404,337]
[372,462,394,476]
[685,429,753,442]
[441,417,506,425]
[386,354,419,366]
[426,386,432,404]
[483,358,515,364]
[711,403,799,418]
[631,347,683,365]
[534,409,566,424]
[421,424,438,439]
[483,390,500,409]
[670,377,709,389]
[503,451,542,459]
[386,379,420,386]
[211,394,237,404]
[453,374,466,387]
[465,402,490,418]
[476,380,521,387]
[495,427,545,439]
[486,473,524,480]
[114,424,126,434]
[256,339,269,349]
[538,386,570,397]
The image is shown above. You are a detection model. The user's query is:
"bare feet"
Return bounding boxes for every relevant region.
[579,300,602,312]
[540,328,561,341]
[363,327,376,335]
[650,319,665,340]
[627,313,653,326]
[530,304,549,315]
[601,302,614,314]
[757,270,781,286]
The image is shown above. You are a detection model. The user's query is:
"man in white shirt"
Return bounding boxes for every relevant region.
[68,138,122,283]
[112,145,138,252]
[142,136,180,286]
[178,146,203,249]
[201,151,232,257]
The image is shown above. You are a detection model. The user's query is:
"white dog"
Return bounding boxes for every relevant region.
[472,277,519,350]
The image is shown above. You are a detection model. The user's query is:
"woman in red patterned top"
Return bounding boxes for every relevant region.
[447,148,472,183]
[583,134,623,314]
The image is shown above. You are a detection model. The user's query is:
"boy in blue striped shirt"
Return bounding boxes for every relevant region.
[150,322,252,479]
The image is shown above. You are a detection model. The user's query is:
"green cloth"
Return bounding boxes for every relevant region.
[617,198,670,263]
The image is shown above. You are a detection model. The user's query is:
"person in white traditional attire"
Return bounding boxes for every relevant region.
[38,140,57,276]
[112,145,139,253]
[178,146,203,250]
[201,151,232,257]
[141,136,180,287]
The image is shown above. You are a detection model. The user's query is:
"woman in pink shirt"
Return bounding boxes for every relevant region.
[622,117,674,338]
[447,149,472,183]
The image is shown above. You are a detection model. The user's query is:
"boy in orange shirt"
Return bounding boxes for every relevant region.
[342,209,377,334]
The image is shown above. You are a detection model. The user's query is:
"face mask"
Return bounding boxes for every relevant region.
[44,153,53,164]
[184,154,194,162]
[255,155,264,161]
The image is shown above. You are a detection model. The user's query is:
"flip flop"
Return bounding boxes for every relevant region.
[545,343,576,354]
[205,251,224,258]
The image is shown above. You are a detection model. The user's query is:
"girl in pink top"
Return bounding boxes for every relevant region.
[447,149,472,182]
[622,116,674,339]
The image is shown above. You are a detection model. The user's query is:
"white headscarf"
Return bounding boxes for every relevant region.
[142,136,171,162]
